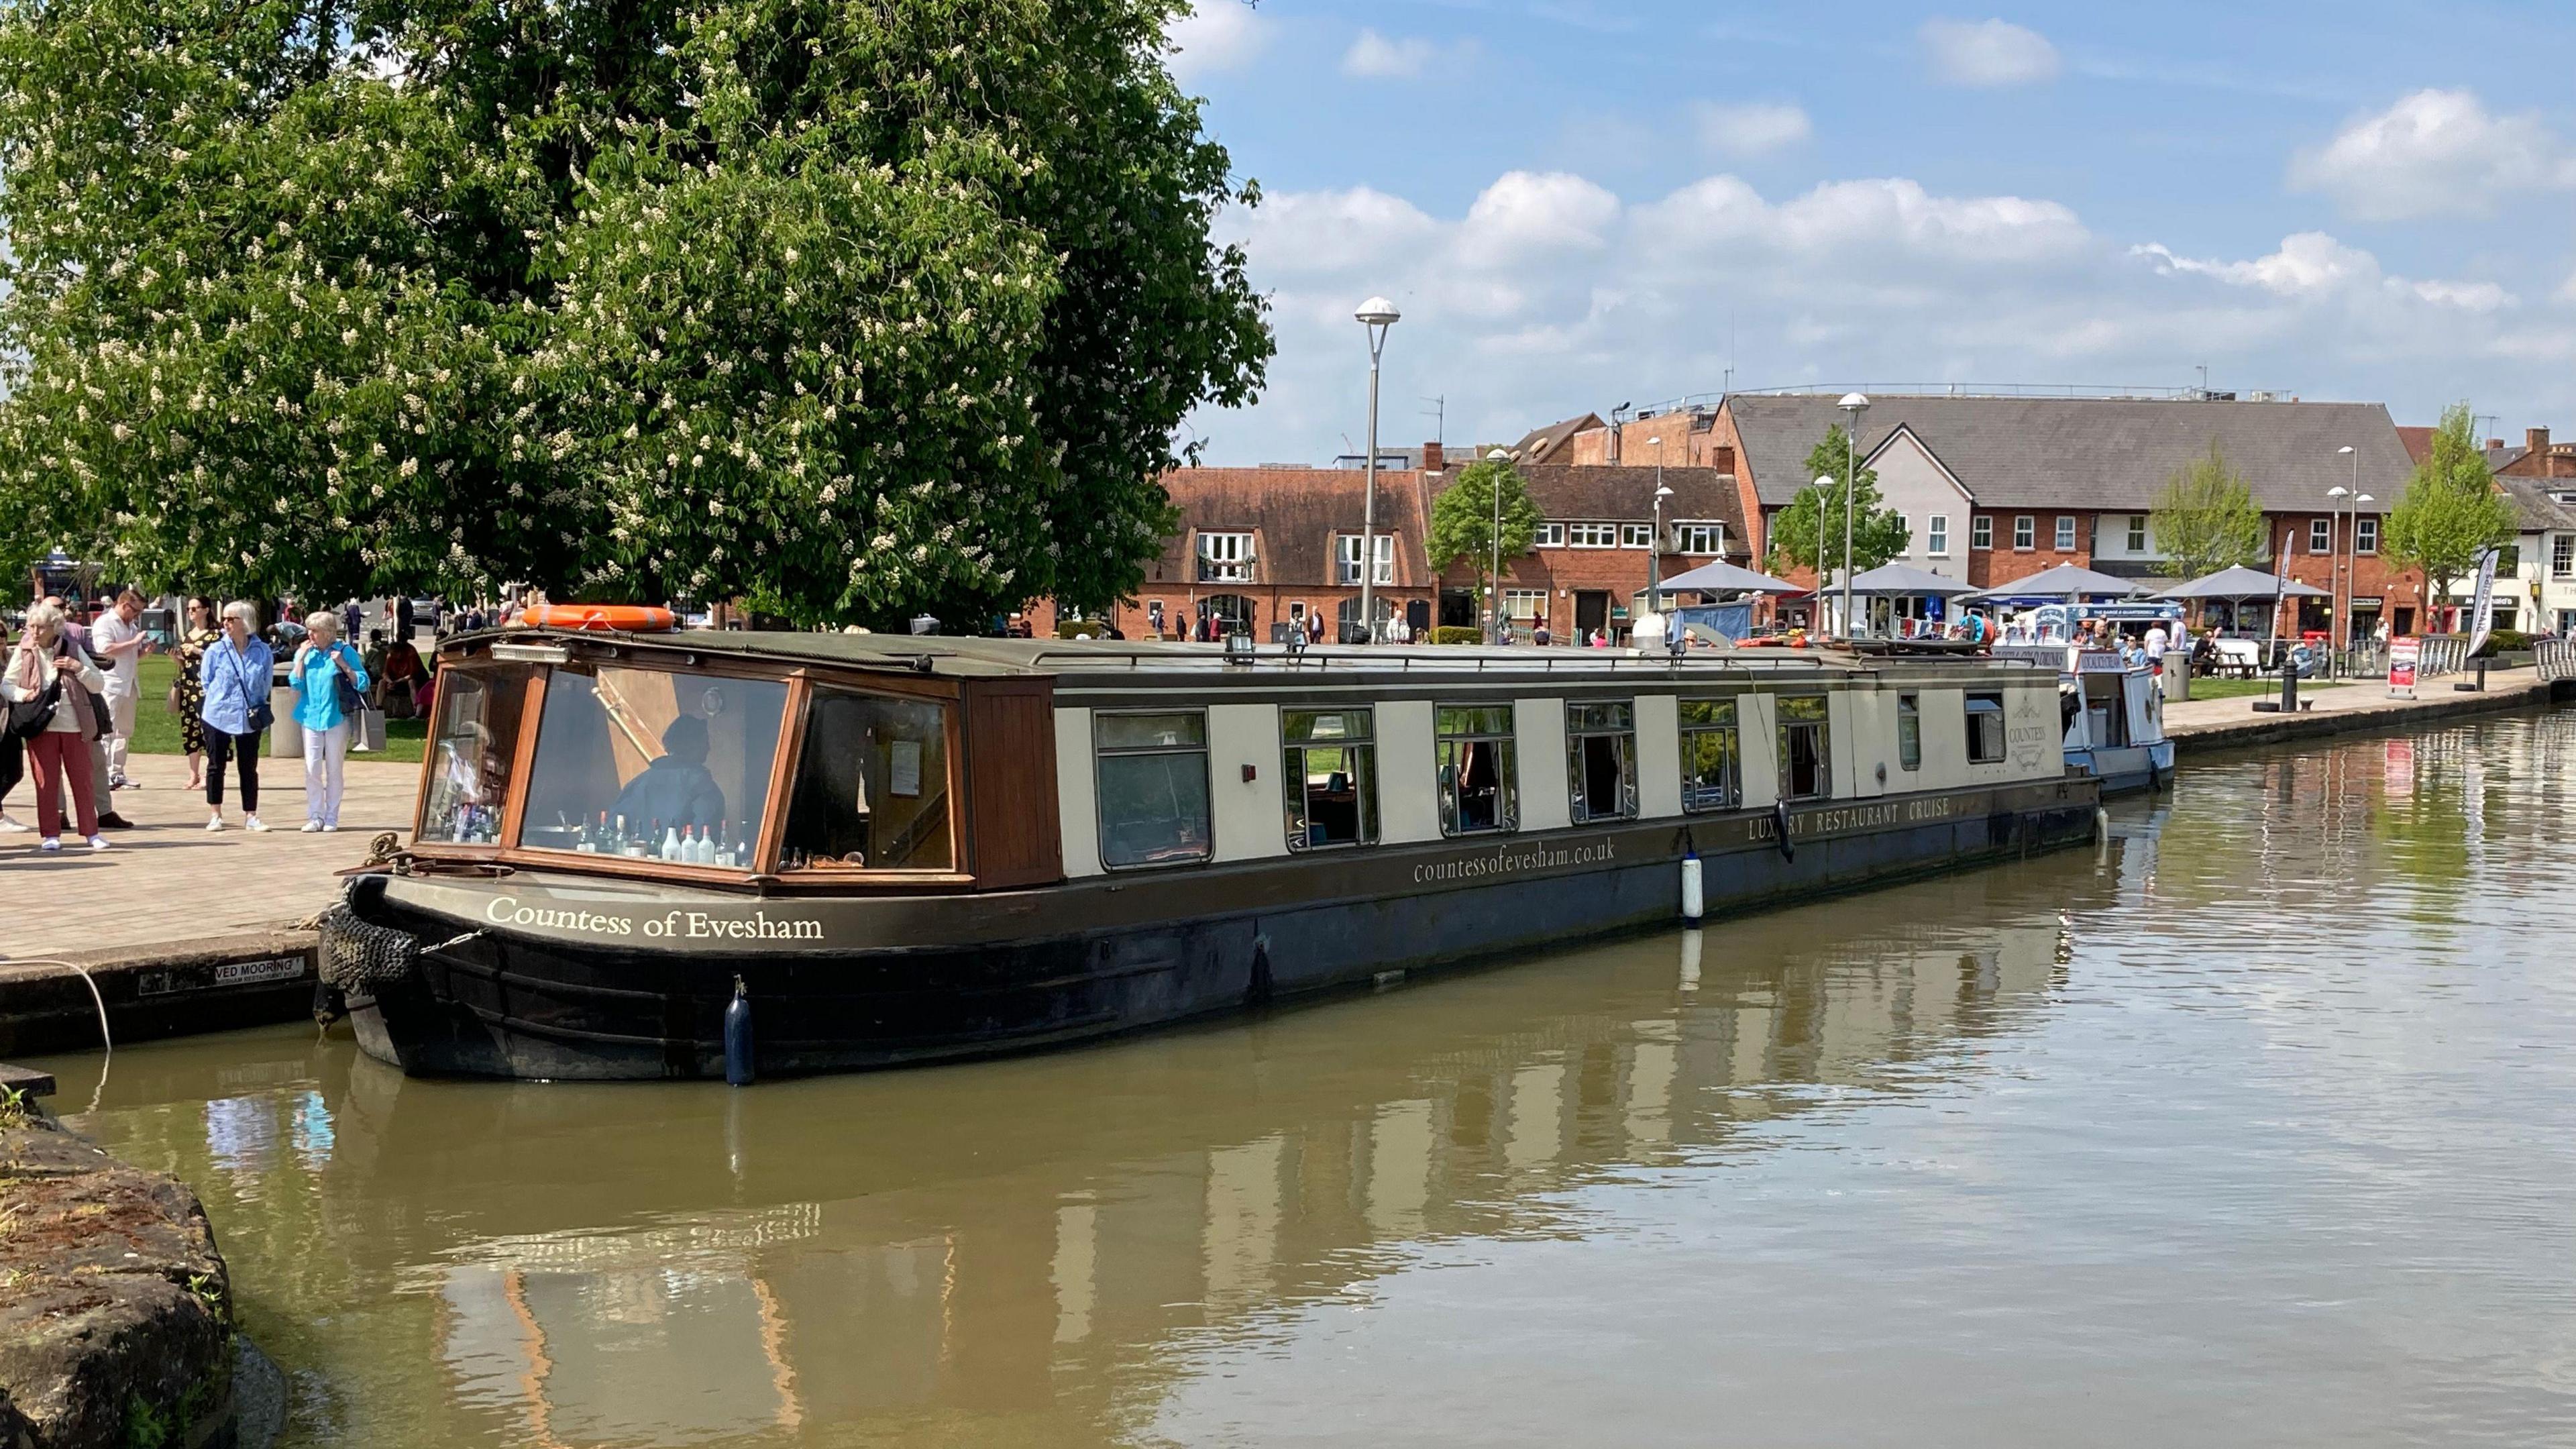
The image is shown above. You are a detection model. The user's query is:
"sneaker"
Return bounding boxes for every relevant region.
[244,814,271,833]
[0,814,28,833]
[300,820,322,833]
[206,816,225,832]
[38,837,60,852]
[86,835,109,851]
[321,823,340,833]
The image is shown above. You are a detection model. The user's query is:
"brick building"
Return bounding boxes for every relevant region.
[2400,425,2576,635]
[1554,392,2424,639]
[1030,441,1750,643]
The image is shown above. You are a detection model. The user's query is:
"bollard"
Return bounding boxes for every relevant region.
[1680,847,1705,927]
[723,975,755,1086]
[2279,659,2300,714]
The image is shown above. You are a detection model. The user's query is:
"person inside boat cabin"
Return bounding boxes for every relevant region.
[608,714,727,830]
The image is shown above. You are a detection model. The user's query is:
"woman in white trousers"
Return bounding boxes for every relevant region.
[288,610,369,832]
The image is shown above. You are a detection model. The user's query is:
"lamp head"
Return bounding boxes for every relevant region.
[1646,435,1662,446]
[1487,447,1510,461]
[2328,485,2349,498]
[2337,445,2355,455]
[1354,297,1401,327]
[1656,485,1675,499]
[1839,392,1870,411]
[2358,494,2373,504]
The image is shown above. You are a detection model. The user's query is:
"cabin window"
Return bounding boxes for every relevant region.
[1966,692,2008,763]
[778,688,953,872]
[1777,696,1831,801]
[1897,694,1921,771]
[418,662,536,845]
[1677,699,1739,812]
[1564,701,1638,822]
[1436,704,1517,835]
[517,664,788,863]
[1094,711,1212,868]
[1283,708,1378,849]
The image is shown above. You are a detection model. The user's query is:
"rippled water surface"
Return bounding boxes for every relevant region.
[35,709,2576,1447]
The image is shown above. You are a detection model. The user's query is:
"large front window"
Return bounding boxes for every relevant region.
[419,663,536,844]
[519,665,788,863]
[779,688,953,872]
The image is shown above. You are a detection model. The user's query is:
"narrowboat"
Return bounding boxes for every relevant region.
[1996,643,2176,795]
[323,626,2100,1080]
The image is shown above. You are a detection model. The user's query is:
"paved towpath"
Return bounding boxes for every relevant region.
[0,755,417,963]
[2163,663,2551,753]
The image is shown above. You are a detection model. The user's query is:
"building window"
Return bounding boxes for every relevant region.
[2013,515,2035,551]
[2355,517,2379,555]
[2054,515,2077,551]
[2499,543,2522,573]
[1536,523,1566,547]
[1567,523,1618,549]
[1196,531,1253,583]
[1334,533,1395,585]
[1896,694,1921,771]
[1678,700,1739,812]
[1564,701,1637,823]
[1778,695,1831,801]
[1503,588,1546,623]
[1283,708,1377,851]
[1676,522,1725,555]
[2309,517,2332,553]
[1972,515,1993,550]
[1093,712,1212,869]
[1925,515,1949,556]
[2555,534,2575,579]
[1965,692,2006,764]
[2126,515,2148,552]
[1436,705,1517,836]
[778,687,953,873]
[1619,523,1654,549]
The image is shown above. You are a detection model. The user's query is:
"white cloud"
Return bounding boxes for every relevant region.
[1165,1,1269,84]
[1693,101,1812,159]
[1342,29,1436,79]
[2133,232,2513,311]
[1190,166,2566,466]
[2289,89,2576,221]
[1919,18,2061,88]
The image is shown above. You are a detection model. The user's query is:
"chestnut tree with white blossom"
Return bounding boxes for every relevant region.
[0,0,1271,625]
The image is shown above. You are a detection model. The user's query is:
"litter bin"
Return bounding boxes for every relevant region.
[2160,651,2190,702]
[267,685,303,759]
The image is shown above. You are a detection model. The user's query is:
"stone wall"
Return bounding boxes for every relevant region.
[0,1104,233,1448]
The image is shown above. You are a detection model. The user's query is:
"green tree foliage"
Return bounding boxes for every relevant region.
[1425,456,1546,621]
[2149,440,2265,582]
[2385,402,2519,614]
[1765,425,1910,577]
[0,0,1271,624]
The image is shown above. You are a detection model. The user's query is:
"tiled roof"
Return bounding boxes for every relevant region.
[2499,474,2576,533]
[1723,394,2413,513]
[1512,413,1604,466]
[1518,465,1748,558]
[1155,467,1435,588]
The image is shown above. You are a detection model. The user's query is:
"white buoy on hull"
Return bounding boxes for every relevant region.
[1680,848,1705,927]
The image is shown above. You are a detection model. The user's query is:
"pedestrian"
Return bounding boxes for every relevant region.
[42,595,131,830]
[342,596,364,641]
[3,601,111,851]
[393,594,415,643]
[90,588,148,790]
[2144,619,2170,661]
[199,599,274,832]
[1534,623,1552,647]
[290,609,368,833]
[172,597,222,789]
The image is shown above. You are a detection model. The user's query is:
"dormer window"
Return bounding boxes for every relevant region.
[1196,531,1254,582]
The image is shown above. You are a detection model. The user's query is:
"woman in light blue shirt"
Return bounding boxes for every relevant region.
[199,600,276,831]
[290,609,369,832]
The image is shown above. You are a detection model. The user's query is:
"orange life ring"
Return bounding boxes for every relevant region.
[519,604,678,633]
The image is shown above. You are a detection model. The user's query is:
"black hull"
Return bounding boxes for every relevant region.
[343,787,2099,1081]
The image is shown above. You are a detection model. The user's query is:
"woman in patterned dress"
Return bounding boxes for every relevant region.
[174,596,221,790]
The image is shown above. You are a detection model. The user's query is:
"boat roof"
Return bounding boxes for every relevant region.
[459,625,2053,687]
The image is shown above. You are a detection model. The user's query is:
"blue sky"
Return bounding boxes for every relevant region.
[1170,1,2576,462]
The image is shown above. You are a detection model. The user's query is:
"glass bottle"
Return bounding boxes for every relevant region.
[661,823,682,862]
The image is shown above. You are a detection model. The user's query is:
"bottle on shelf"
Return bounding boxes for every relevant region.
[661,822,682,862]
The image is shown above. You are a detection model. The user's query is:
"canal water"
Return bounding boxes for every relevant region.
[34,708,2576,1446]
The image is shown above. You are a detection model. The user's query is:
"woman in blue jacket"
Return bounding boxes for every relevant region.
[290,609,369,833]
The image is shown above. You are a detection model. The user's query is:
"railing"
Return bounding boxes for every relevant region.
[2418,635,2469,680]
[2539,637,2576,683]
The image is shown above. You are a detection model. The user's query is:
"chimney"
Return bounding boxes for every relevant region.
[1421,440,1444,472]
[1607,424,1621,466]
[2529,427,2551,458]
[2489,437,2507,451]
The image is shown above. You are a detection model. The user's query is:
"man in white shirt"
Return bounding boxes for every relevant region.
[90,589,148,790]
[2143,621,2169,663]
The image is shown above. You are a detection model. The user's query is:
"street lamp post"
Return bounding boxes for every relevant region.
[1487,447,1513,643]
[1646,434,1667,595]
[1839,392,1870,637]
[1355,297,1401,642]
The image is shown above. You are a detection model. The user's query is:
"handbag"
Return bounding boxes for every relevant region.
[332,645,366,718]
[220,642,274,736]
[4,678,57,741]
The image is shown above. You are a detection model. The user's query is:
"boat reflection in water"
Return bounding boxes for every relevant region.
[57,841,2126,1446]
